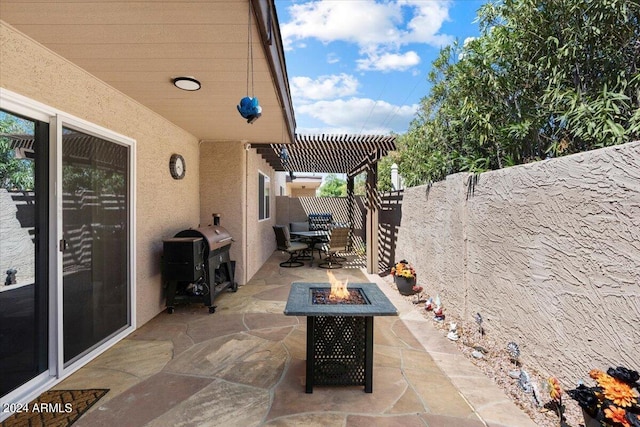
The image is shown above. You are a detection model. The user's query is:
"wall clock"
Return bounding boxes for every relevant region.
[169,154,186,180]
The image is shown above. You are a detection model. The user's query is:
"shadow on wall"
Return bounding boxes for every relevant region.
[378,190,403,274]
[275,196,367,251]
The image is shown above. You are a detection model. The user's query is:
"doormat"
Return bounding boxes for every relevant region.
[1,389,109,427]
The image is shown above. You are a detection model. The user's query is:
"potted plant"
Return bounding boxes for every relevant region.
[391,260,417,296]
[568,366,640,427]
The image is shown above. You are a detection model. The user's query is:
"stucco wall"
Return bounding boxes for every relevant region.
[248,152,278,278]
[395,141,640,383]
[1,22,201,326]
[200,143,277,284]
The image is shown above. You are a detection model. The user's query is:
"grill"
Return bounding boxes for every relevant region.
[163,218,237,314]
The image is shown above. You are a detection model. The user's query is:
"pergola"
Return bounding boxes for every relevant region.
[252,133,397,273]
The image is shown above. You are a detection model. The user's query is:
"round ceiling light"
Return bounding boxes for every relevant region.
[172,77,201,91]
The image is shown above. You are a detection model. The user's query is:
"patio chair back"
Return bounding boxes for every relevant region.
[309,213,332,231]
[273,225,309,268]
[318,227,349,269]
[327,227,349,252]
[273,225,293,250]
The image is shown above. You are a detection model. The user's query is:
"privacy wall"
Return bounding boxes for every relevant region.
[394,141,640,384]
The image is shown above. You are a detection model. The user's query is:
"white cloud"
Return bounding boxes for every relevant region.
[356,50,420,72]
[326,52,340,64]
[297,97,418,133]
[290,74,359,100]
[281,0,454,71]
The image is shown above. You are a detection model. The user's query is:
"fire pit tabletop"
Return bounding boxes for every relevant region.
[284,282,397,317]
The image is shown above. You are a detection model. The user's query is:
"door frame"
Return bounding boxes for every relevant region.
[0,88,137,416]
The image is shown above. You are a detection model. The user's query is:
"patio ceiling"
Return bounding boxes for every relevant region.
[1,1,396,176]
[252,134,397,176]
[0,0,295,145]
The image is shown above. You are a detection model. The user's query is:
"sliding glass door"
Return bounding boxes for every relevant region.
[0,110,49,395]
[61,127,130,364]
[1,92,134,409]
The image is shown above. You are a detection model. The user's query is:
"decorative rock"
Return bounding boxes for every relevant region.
[508,370,521,379]
[471,350,484,359]
[519,369,532,393]
[472,345,488,354]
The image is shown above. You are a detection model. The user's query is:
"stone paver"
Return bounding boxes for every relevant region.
[57,252,536,426]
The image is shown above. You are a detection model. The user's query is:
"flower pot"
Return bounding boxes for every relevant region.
[582,409,601,427]
[394,276,417,296]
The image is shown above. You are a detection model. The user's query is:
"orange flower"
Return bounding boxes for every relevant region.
[548,377,562,402]
[604,405,631,427]
[590,369,606,381]
[602,377,639,407]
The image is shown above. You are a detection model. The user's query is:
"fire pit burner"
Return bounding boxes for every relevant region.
[284,282,397,393]
[311,287,369,305]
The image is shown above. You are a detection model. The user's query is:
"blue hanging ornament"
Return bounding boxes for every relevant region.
[237,96,262,124]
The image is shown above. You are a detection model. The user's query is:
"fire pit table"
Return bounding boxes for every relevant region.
[284,281,397,393]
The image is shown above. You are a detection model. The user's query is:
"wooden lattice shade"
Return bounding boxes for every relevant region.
[253,134,396,175]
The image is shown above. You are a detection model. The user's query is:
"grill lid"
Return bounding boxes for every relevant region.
[175,225,232,252]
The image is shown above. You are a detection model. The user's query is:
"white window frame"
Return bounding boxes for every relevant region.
[0,88,136,416]
[258,170,270,221]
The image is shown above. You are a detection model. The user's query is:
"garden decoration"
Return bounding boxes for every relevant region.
[390,260,418,296]
[519,369,533,393]
[433,295,445,321]
[547,376,566,426]
[425,296,434,311]
[237,1,262,124]
[568,366,640,427]
[475,312,485,336]
[411,285,424,304]
[507,341,522,378]
[507,341,521,366]
[447,322,459,341]
[237,96,262,123]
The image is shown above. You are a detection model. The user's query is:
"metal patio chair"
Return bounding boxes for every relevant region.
[318,227,350,269]
[273,225,309,268]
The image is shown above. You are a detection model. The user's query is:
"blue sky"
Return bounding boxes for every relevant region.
[274,0,485,136]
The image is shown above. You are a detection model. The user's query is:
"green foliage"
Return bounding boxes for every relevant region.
[318,173,346,197]
[397,0,640,186]
[353,173,366,196]
[376,156,395,192]
[62,165,126,195]
[0,113,34,191]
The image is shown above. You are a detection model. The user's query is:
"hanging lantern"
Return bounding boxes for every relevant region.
[238,2,262,124]
[237,96,262,124]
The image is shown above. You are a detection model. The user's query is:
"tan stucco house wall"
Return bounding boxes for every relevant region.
[1,21,202,326]
[199,142,278,285]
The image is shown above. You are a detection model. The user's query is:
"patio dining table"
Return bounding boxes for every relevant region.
[290,230,329,266]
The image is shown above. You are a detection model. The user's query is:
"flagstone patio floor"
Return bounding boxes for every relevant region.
[56,252,536,427]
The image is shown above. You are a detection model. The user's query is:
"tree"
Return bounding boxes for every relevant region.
[0,113,34,191]
[318,174,346,197]
[397,0,640,186]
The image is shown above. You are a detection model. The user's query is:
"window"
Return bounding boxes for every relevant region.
[258,171,270,220]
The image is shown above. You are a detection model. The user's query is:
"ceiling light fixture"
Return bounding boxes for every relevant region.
[172,77,201,91]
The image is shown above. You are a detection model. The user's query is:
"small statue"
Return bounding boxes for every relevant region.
[5,268,17,286]
[447,322,459,341]
[434,296,445,322]
[424,297,434,311]
[475,312,485,336]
